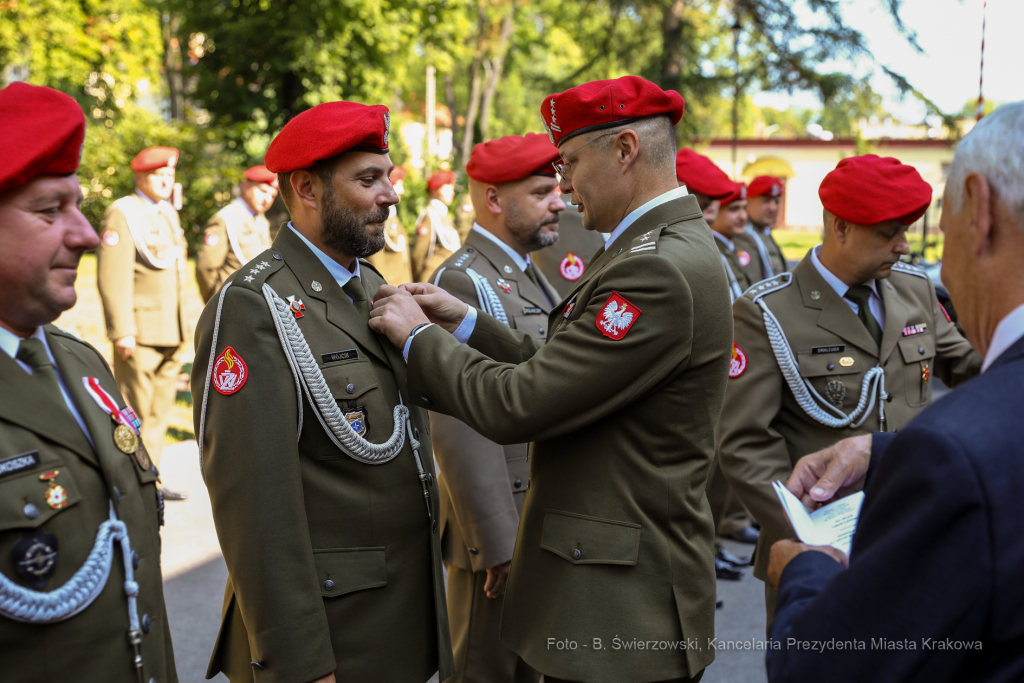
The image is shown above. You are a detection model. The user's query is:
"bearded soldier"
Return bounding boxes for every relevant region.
[532,194,604,299]
[192,100,453,682]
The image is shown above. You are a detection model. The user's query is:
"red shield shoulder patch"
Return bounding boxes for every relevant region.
[596,291,641,340]
[559,252,585,281]
[212,346,248,395]
[729,343,747,378]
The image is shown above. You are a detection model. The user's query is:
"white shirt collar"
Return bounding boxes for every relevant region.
[712,230,735,251]
[287,222,360,288]
[811,245,879,300]
[429,198,450,218]
[471,223,530,272]
[0,325,43,363]
[235,196,257,217]
[982,302,1024,373]
[605,185,688,250]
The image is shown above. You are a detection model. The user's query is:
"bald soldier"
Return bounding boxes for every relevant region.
[734,175,787,277]
[717,154,982,622]
[531,195,605,299]
[370,75,733,683]
[367,166,414,284]
[709,183,764,301]
[0,83,177,682]
[96,146,188,501]
[429,133,564,683]
[195,164,279,303]
[412,169,461,281]
[192,101,453,682]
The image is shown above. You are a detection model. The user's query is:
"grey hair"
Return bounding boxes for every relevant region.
[946,102,1024,223]
[588,115,677,171]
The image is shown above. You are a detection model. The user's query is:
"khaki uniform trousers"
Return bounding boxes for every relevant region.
[113,342,183,469]
[706,457,752,537]
[447,565,540,683]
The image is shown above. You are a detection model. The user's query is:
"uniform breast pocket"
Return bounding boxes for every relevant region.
[797,350,864,411]
[511,314,549,341]
[318,359,392,459]
[899,335,936,407]
[0,451,82,534]
[540,510,641,566]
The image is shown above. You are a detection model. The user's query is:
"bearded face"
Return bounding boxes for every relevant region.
[505,195,560,252]
[319,180,389,258]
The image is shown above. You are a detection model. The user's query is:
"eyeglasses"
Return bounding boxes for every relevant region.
[551,132,616,178]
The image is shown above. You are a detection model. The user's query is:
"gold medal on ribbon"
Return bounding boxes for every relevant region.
[134,439,152,471]
[113,424,139,454]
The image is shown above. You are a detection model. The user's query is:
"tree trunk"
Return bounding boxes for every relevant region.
[445,72,460,154]
[460,56,483,166]
[479,11,515,141]
[162,14,182,120]
[660,0,686,90]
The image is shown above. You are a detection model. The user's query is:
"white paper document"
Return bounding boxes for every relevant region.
[772,481,865,555]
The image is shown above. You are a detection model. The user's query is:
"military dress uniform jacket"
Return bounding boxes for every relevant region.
[196,199,272,303]
[96,194,188,347]
[718,255,981,583]
[406,195,734,683]
[734,226,783,280]
[192,226,453,683]
[428,229,559,572]
[366,208,414,285]
[532,197,606,299]
[761,228,788,275]
[713,234,759,302]
[0,326,176,683]
[412,200,461,282]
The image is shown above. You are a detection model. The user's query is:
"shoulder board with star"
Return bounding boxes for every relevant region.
[890,260,929,280]
[742,272,794,303]
[445,245,480,271]
[233,249,283,291]
[626,225,665,257]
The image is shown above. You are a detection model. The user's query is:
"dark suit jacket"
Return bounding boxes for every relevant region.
[767,335,1024,683]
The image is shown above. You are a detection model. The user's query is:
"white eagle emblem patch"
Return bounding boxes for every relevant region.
[596,291,641,340]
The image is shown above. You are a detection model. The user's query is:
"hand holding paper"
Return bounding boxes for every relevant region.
[773,480,864,555]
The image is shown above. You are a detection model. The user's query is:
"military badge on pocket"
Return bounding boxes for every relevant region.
[344,407,368,437]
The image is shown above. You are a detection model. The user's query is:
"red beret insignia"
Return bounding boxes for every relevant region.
[748,175,785,199]
[265,101,391,173]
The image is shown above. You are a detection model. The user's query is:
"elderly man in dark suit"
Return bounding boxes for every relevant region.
[764,101,1024,683]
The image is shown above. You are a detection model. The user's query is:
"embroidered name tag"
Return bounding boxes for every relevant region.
[0,451,41,480]
[322,349,359,364]
[902,323,928,337]
[812,345,845,355]
[522,306,543,315]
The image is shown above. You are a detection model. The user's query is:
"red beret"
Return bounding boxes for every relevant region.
[0,83,86,194]
[721,183,747,206]
[131,146,178,172]
[244,164,278,188]
[541,76,684,148]
[428,169,456,190]
[389,166,407,183]
[819,154,931,225]
[747,175,784,199]
[466,133,559,184]
[675,149,734,199]
[265,101,390,173]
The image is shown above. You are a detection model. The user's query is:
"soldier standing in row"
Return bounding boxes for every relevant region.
[412,169,461,281]
[429,132,564,683]
[0,82,177,683]
[195,164,278,303]
[674,148,735,225]
[710,183,764,301]
[734,175,788,278]
[531,195,605,299]
[718,154,982,623]
[96,146,189,501]
[192,100,453,682]
[367,165,414,284]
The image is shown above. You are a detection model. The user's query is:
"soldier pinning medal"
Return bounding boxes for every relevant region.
[412,169,461,282]
[195,164,279,303]
[736,175,788,277]
[429,132,565,683]
[716,154,982,624]
[96,145,189,501]
[192,100,453,682]
[370,75,733,683]
[366,165,414,284]
[0,82,177,683]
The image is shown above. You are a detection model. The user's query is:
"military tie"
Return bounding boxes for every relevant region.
[523,262,552,306]
[17,338,70,410]
[343,277,369,319]
[845,285,883,347]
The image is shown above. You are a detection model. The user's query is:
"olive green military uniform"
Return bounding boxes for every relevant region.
[532,196,606,299]
[718,254,981,619]
[429,227,559,683]
[412,199,461,282]
[367,207,414,285]
[406,194,733,683]
[195,198,273,303]
[734,225,784,280]
[757,226,788,275]
[96,193,189,471]
[192,225,454,683]
[0,325,176,683]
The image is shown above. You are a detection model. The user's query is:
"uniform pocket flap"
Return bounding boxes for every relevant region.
[312,547,387,597]
[321,361,380,401]
[540,510,640,565]
[898,335,936,363]
[0,453,81,533]
[797,351,862,378]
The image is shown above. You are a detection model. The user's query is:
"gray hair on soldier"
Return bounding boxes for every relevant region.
[588,115,678,171]
[946,102,1024,223]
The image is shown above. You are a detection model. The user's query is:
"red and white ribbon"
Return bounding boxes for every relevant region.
[82,377,141,435]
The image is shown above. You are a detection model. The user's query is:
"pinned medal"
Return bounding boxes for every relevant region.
[344,407,368,436]
[922,363,930,383]
[496,279,512,293]
[839,357,855,367]
[311,280,323,292]
[83,377,143,456]
[40,471,67,510]
[902,323,927,337]
[12,529,59,589]
[503,265,513,274]
[737,250,751,267]
[729,343,748,378]
[212,346,248,395]
[287,295,306,319]
[826,379,846,406]
[559,252,585,281]
[113,425,139,455]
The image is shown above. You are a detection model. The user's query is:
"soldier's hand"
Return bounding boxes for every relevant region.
[767,539,848,590]
[484,561,512,598]
[368,284,430,347]
[398,282,469,333]
[786,434,872,510]
[113,335,136,360]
